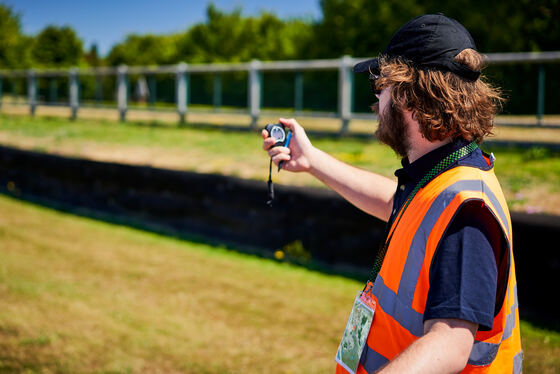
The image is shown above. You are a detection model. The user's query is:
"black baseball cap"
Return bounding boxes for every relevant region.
[353,14,480,81]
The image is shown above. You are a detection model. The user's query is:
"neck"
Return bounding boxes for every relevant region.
[401,110,453,163]
[407,138,452,163]
[406,126,453,163]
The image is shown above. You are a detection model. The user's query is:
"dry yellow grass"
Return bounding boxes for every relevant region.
[1,195,559,373]
[0,194,360,373]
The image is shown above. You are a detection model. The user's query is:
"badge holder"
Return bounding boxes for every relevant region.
[335,290,377,374]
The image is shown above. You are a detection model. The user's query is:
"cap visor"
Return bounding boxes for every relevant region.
[353,58,379,73]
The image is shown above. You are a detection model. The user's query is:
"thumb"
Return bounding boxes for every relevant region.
[278,118,302,135]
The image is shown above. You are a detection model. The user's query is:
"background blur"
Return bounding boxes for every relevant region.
[1,1,559,373]
[1,0,559,114]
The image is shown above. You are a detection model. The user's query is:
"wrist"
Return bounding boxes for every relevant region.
[307,146,325,175]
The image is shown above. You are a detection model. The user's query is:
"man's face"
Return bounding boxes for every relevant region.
[372,87,410,158]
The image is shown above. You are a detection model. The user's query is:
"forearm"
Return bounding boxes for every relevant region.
[376,319,476,374]
[308,147,396,221]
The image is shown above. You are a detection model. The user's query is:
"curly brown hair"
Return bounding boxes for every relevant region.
[375,49,505,143]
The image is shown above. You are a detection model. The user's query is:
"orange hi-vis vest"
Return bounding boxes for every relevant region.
[336,164,522,374]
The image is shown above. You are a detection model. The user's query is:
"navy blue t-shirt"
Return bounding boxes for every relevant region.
[388,138,509,331]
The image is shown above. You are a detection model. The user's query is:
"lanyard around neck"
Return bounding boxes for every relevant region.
[365,141,479,287]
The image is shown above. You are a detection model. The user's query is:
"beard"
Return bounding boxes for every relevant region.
[372,100,410,158]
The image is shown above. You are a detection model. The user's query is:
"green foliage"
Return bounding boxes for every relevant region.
[280,240,312,265]
[311,0,425,58]
[31,25,83,67]
[422,0,559,52]
[3,1,560,69]
[173,4,314,63]
[2,2,559,113]
[104,4,313,66]
[106,34,180,66]
[0,4,31,68]
[522,146,552,161]
[84,43,101,67]
[309,0,559,58]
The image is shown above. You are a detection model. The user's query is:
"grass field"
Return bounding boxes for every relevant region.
[0,194,559,373]
[1,111,560,215]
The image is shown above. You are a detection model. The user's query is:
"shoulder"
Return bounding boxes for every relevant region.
[426,200,509,329]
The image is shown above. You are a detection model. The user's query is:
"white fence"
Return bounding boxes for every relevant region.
[1,51,559,132]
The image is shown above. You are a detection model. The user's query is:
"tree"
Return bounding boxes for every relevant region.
[309,0,426,58]
[106,34,179,66]
[175,4,313,63]
[311,0,560,58]
[0,4,31,68]
[31,25,83,67]
[84,43,101,67]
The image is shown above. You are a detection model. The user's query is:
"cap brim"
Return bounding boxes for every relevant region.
[353,58,380,74]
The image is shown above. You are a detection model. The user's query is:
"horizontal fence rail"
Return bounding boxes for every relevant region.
[1,51,559,130]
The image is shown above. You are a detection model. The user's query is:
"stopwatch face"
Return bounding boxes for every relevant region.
[270,126,286,143]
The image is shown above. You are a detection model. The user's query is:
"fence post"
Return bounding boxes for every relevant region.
[12,78,18,103]
[49,78,58,104]
[338,55,353,134]
[95,75,102,105]
[117,65,128,122]
[176,62,188,124]
[294,72,303,114]
[537,64,546,126]
[213,73,222,111]
[248,59,262,129]
[148,74,156,107]
[27,70,37,116]
[69,68,79,120]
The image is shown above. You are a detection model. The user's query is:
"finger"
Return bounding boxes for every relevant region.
[278,118,298,131]
[262,137,276,150]
[267,146,290,159]
[278,118,297,130]
[271,152,291,166]
[261,129,269,139]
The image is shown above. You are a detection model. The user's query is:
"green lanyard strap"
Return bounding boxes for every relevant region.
[366,141,479,286]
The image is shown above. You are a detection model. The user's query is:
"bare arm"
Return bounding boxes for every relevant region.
[376,319,477,374]
[307,147,397,221]
[263,118,397,222]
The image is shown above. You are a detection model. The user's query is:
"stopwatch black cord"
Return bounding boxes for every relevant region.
[267,158,274,207]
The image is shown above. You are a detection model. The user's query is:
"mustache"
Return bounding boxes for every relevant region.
[370,101,379,114]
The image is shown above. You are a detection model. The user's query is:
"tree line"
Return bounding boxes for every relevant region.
[1,1,558,69]
[1,1,558,114]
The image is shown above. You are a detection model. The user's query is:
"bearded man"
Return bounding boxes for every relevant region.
[262,14,522,374]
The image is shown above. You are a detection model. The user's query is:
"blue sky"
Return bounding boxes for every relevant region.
[3,0,322,56]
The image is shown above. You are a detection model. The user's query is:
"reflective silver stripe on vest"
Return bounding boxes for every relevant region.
[467,284,519,366]
[398,179,511,306]
[368,176,515,370]
[513,350,523,374]
[360,344,389,373]
[373,179,510,336]
[502,284,519,341]
[468,341,501,366]
[371,275,424,336]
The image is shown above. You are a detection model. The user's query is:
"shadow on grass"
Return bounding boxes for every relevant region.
[2,190,558,333]
[0,191,369,282]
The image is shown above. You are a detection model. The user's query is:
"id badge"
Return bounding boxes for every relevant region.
[335,290,376,374]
